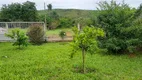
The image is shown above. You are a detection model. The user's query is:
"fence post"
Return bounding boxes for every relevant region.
[77,23,80,31]
[5,23,8,32]
[44,22,46,32]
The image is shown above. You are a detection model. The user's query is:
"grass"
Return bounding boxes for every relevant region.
[8,28,73,36]
[46,28,73,36]
[0,42,142,80]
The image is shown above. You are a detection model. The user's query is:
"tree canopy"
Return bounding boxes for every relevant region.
[0,1,38,21]
[47,4,52,11]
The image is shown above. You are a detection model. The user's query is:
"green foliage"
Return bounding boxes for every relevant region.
[74,17,93,27]
[134,3,142,18]
[21,1,38,21]
[38,9,98,20]
[38,9,97,29]
[27,24,45,45]
[58,17,74,28]
[133,4,142,26]
[47,11,60,29]
[72,26,104,53]
[0,1,38,21]
[59,31,66,40]
[71,26,104,73]
[1,3,22,21]
[38,14,52,24]
[96,0,140,53]
[5,28,28,48]
[38,12,60,29]
[49,11,59,20]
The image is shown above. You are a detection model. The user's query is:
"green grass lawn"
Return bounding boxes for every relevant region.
[0,42,142,80]
[8,28,73,36]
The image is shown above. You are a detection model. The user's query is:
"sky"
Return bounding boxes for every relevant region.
[0,0,142,10]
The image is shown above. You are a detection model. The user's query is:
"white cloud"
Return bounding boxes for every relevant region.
[0,0,142,10]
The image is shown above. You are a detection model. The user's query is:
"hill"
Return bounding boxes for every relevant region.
[38,9,98,19]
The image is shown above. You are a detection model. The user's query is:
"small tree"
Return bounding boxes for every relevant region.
[5,28,28,49]
[71,26,104,73]
[47,4,52,11]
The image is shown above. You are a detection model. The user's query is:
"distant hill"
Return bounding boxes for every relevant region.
[38,9,98,19]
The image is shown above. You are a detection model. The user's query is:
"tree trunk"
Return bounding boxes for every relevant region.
[82,48,85,73]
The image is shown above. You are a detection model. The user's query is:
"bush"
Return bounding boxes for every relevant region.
[5,28,28,49]
[96,0,140,54]
[27,24,45,44]
[59,31,66,40]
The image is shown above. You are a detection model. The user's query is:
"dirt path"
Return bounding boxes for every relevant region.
[47,36,73,42]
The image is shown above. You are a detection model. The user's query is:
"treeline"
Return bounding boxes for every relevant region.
[0,1,94,29]
[38,4,94,29]
[0,1,37,21]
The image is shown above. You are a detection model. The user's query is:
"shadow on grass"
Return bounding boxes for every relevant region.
[98,48,142,59]
[72,65,97,74]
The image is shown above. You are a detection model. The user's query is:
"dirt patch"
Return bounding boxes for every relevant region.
[47,36,73,42]
[66,31,72,36]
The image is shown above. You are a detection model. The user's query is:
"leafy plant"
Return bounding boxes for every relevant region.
[27,24,45,45]
[96,0,141,54]
[71,26,104,73]
[5,28,28,49]
[59,31,66,40]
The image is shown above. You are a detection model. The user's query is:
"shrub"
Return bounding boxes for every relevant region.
[27,24,45,44]
[5,28,28,49]
[59,31,66,40]
[96,0,140,54]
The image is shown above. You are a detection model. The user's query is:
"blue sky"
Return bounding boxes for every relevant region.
[0,0,142,10]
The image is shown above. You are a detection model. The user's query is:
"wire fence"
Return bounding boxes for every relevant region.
[0,22,45,41]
